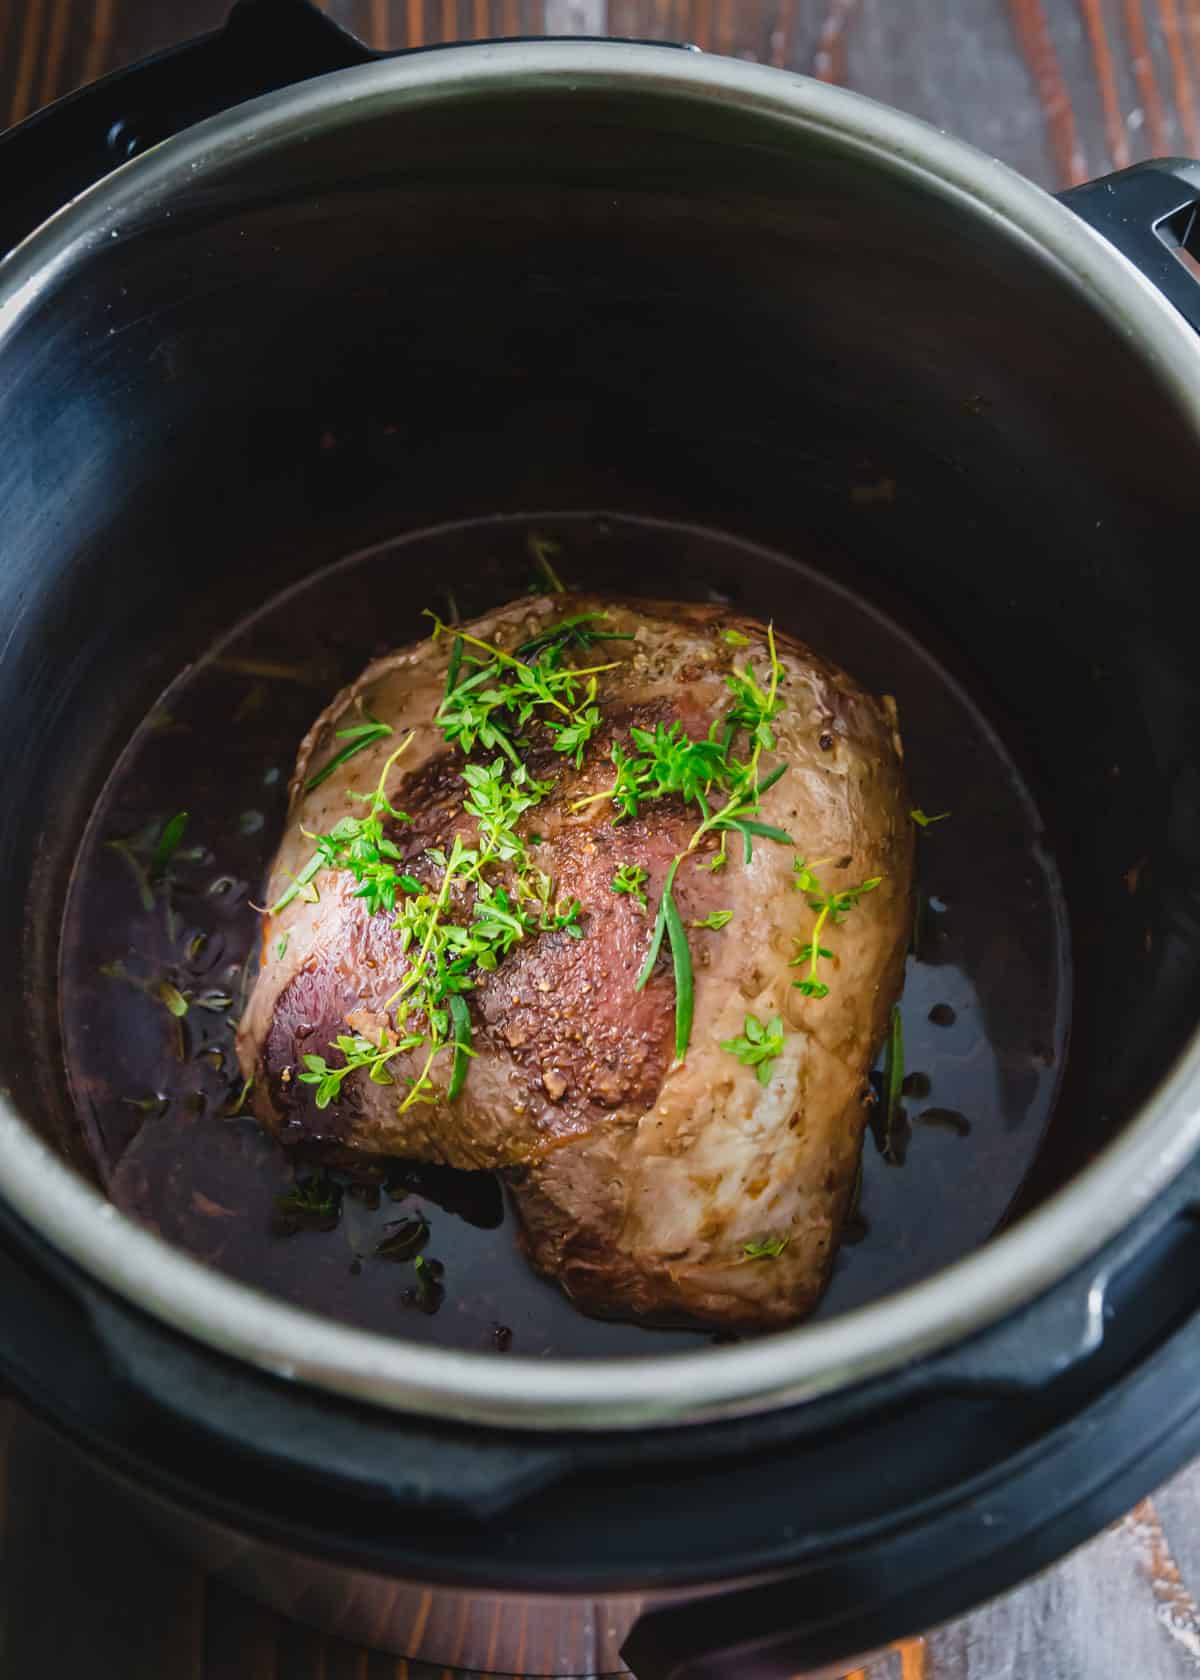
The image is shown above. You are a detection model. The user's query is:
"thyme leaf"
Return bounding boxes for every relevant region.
[611,863,649,909]
[744,1234,789,1259]
[721,1013,786,1084]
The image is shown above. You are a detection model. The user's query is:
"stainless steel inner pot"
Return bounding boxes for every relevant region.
[2,40,1200,1433]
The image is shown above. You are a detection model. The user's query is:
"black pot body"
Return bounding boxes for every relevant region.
[4,12,1200,1679]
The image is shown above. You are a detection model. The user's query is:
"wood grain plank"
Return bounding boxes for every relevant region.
[7,0,49,124]
[1079,0,1133,168]
[1124,0,1173,152]
[926,1503,1200,1679]
[1005,0,1088,181]
[812,0,861,83]
[1158,0,1200,149]
[82,0,118,82]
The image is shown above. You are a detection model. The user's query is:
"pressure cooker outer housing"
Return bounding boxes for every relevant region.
[3,5,1200,1675]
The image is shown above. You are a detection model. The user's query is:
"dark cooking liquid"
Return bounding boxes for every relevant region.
[59,513,1070,1357]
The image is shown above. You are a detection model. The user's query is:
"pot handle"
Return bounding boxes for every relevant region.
[0,0,373,259]
[0,1199,568,1522]
[620,1153,1200,1680]
[1059,159,1200,334]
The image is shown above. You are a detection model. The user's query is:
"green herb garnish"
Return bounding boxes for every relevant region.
[374,1214,430,1261]
[635,857,680,990]
[721,1013,786,1084]
[275,934,289,960]
[298,1030,420,1110]
[156,980,189,1018]
[446,992,474,1103]
[529,532,566,593]
[744,1234,789,1259]
[272,736,415,918]
[224,1075,253,1117]
[461,759,551,863]
[910,808,950,828]
[304,714,393,792]
[662,881,693,1062]
[412,1252,445,1313]
[428,612,617,768]
[612,863,649,909]
[882,1004,904,1163]
[722,629,751,647]
[151,811,189,877]
[790,860,882,998]
[106,838,155,911]
[267,852,323,917]
[515,612,635,660]
[547,688,603,768]
[692,910,732,930]
[274,1174,342,1235]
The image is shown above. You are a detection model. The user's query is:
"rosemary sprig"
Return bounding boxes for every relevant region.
[156,980,189,1018]
[151,811,189,878]
[867,1001,900,1162]
[662,880,693,1063]
[304,715,393,792]
[446,992,474,1103]
[635,857,680,990]
[515,611,635,660]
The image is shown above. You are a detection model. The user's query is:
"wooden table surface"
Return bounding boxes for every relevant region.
[4,2,1200,1677]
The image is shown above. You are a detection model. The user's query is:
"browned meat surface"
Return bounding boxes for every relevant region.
[237,594,913,1327]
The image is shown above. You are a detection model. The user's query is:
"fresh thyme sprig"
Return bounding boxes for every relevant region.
[721,1014,786,1084]
[427,611,618,768]
[790,859,882,999]
[298,1030,421,1109]
[461,759,552,863]
[271,736,415,917]
[611,863,649,908]
[591,626,791,1060]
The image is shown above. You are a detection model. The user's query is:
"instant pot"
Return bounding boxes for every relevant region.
[4,2,1200,1674]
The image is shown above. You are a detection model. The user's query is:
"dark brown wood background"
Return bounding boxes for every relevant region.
[8,0,1200,187]
[5,2,1200,1676]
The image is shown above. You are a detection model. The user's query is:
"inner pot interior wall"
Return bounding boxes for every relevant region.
[1,79,1197,1230]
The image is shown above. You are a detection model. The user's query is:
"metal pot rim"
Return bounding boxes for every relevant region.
[3,40,1199,1432]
